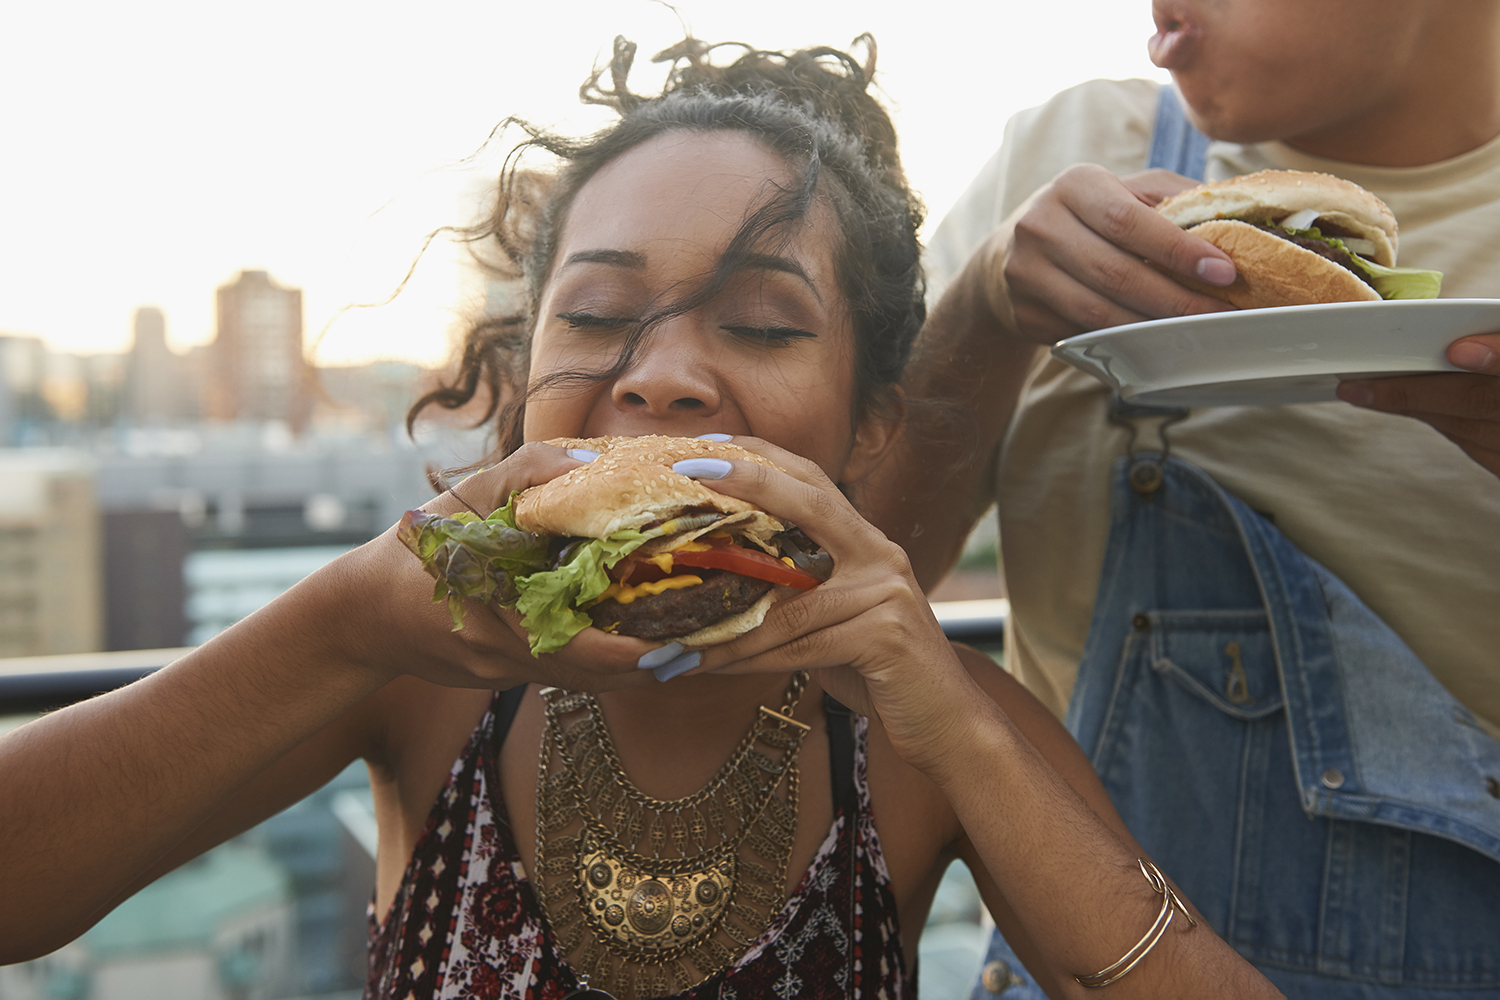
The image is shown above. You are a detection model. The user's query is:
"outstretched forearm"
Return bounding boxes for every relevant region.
[858,228,1040,588]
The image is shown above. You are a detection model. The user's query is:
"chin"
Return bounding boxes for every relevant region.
[1175,79,1320,146]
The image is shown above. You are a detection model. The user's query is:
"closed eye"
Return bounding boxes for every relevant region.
[557,311,637,330]
[720,325,817,345]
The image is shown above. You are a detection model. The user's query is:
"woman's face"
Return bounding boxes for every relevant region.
[523,130,889,483]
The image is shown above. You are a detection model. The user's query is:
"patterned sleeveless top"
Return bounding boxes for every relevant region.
[365,691,912,1000]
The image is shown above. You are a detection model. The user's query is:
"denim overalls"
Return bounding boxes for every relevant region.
[970,88,1500,999]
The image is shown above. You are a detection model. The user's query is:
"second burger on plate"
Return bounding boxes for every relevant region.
[1156,168,1443,308]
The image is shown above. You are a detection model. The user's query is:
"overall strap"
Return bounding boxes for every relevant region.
[1102,85,1208,455]
[1147,84,1210,179]
[823,694,858,815]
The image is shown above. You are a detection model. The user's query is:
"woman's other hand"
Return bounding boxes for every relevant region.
[340,441,662,693]
[680,438,985,780]
[996,164,1238,343]
[1337,334,1500,477]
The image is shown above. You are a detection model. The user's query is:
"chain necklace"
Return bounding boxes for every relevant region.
[535,673,811,1000]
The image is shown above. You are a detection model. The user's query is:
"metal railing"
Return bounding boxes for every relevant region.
[0,599,1008,716]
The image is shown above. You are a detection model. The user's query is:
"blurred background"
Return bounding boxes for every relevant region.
[0,1,1166,996]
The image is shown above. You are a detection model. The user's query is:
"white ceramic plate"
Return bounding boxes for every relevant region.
[1051,298,1500,407]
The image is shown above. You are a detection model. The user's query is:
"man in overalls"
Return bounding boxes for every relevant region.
[869,1,1500,996]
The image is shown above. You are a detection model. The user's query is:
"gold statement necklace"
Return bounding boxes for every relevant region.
[535,673,811,1000]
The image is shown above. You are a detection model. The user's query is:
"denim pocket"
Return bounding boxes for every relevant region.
[1146,609,1282,721]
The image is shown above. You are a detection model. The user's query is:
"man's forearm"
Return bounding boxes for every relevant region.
[860,228,1041,588]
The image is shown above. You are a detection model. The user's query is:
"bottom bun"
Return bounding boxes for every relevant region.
[669,591,779,648]
[1172,219,1381,309]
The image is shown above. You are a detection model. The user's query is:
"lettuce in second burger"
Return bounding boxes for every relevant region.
[1276,222,1443,299]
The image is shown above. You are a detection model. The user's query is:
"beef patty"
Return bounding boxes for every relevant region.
[589,569,775,639]
[1253,223,1378,289]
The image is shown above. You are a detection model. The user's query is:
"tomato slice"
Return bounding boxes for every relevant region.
[670,544,822,590]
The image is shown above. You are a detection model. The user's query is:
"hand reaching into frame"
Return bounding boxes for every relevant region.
[994,164,1238,343]
[1337,334,1500,477]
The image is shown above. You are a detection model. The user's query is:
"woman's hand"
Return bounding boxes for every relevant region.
[1336,333,1500,478]
[338,441,667,694]
[680,438,988,780]
[996,165,1238,343]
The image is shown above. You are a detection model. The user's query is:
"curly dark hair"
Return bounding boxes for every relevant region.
[408,35,925,463]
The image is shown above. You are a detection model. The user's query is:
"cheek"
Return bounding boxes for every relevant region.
[1189,0,1414,119]
[748,337,861,469]
[518,334,602,443]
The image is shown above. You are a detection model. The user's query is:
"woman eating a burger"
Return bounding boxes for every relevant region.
[0,37,1283,999]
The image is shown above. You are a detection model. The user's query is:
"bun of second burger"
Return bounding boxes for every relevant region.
[399,435,831,655]
[1156,169,1441,308]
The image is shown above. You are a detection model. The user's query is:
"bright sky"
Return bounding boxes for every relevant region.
[0,1,1166,367]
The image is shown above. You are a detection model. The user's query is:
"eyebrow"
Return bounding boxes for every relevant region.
[561,249,647,269]
[741,252,820,301]
[560,248,821,301]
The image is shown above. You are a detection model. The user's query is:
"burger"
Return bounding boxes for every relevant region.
[1155,169,1442,308]
[398,435,830,655]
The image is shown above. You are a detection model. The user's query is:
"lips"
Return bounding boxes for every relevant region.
[1148,2,1202,70]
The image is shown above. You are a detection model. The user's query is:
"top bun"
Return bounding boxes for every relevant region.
[515,435,779,539]
[1156,169,1398,265]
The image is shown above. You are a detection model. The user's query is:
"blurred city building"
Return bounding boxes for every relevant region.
[102,508,190,651]
[208,271,311,430]
[314,361,427,437]
[0,449,103,657]
[126,306,200,424]
[2,333,133,445]
[96,426,436,646]
[0,335,52,444]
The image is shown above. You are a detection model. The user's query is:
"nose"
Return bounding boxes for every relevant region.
[609,322,724,423]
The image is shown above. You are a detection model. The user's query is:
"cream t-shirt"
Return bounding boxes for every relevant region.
[926,79,1500,736]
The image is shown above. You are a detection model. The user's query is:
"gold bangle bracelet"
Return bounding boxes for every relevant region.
[1074,859,1197,988]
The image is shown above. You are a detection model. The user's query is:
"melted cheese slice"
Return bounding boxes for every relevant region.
[641,538,715,575]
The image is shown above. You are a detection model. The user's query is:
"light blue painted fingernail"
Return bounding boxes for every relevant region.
[566,448,600,462]
[695,433,734,442]
[653,650,702,682]
[637,642,685,670]
[672,458,733,480]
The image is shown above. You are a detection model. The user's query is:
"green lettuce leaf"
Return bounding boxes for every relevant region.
[397,493,655,655]
[396,494,551,630]
[511,529,650,655]
[1278,223,1443,300]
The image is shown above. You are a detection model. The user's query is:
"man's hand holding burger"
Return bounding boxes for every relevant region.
[991,164,1239,343]
[990,163,1500,481]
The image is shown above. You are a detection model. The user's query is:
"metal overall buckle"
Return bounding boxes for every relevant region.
[1106,395,1188,496]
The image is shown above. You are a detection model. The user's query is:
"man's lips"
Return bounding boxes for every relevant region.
[1147,22,1200,70]
[1148,1,1202,71]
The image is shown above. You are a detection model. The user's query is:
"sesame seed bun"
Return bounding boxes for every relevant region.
[1157,169,1397,264]
[516,435,795,648]
[1167,219,1381,309]
[515,435,782,540]
[1155,170,1399,308]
